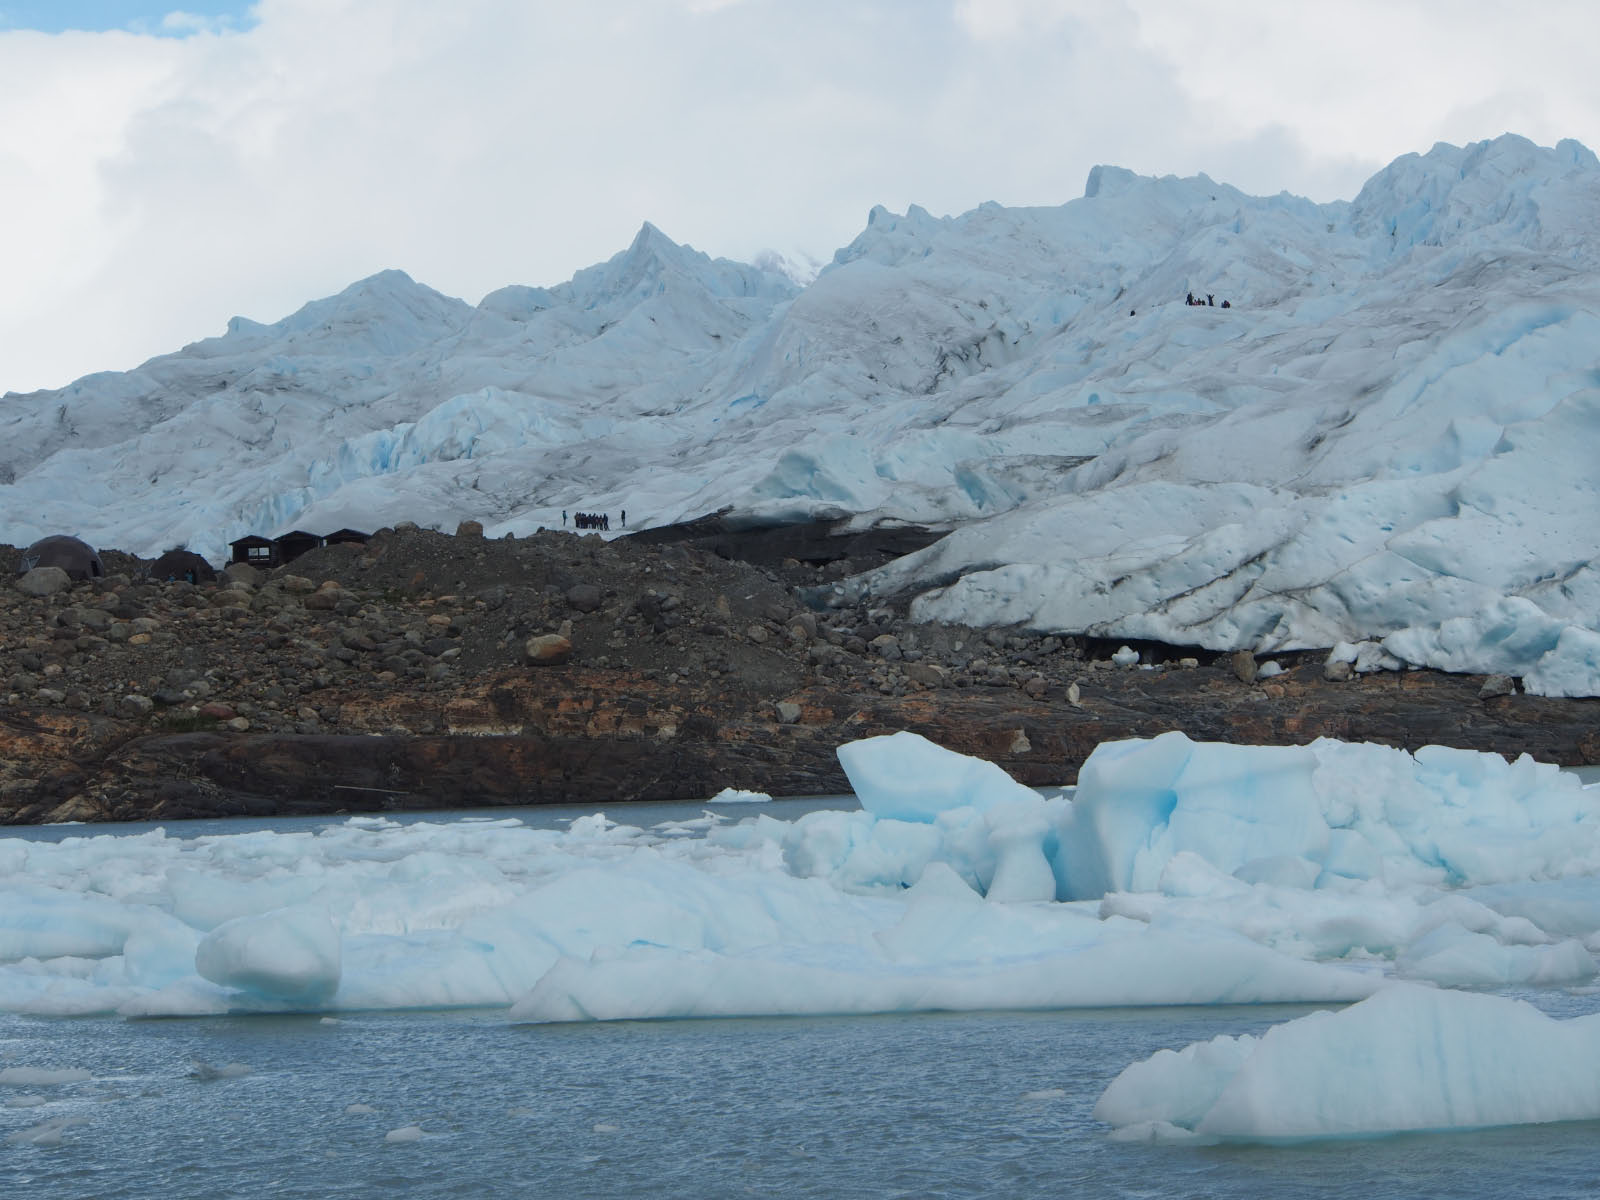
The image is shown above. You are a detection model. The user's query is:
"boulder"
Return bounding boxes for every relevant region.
[455,520,484,538]
[904,662,948,688]
[1231,649,1258,684]
[75,607,114,631]
[17,567,71,597]
[565,583,603,613]
[1479,674,1517,699]
[222,563,261,588]
[304,586,343,612]
[524,634,573,665]
[119,694,154,717]
[1324,659,1355,683]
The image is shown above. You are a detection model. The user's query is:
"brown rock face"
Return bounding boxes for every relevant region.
[0,524,1595,825]
[2,660,1594,825]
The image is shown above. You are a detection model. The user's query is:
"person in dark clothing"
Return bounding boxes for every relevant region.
[1221,300,1231,308]
[621,509,626,527]
[1207,294,1214,306]
[1129,309,1135,316]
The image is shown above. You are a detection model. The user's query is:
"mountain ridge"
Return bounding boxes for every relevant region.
[4,132,1598,693]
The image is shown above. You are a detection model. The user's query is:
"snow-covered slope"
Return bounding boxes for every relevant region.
[4,134,1599,693]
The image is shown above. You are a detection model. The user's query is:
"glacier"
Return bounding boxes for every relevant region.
[4,134,1600,691]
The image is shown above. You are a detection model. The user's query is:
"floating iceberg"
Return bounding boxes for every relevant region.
[1095,985,1600,1142]
[1058,730,1600,896]
[0,732,1592,1020]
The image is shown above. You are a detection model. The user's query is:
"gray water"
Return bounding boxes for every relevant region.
[4,795,861,844]
[14,765,1592,845]
[5,997,1600,1199]
[6,779,1600,1197]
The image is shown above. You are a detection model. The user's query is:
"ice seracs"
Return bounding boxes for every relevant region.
[3,135,1599,691]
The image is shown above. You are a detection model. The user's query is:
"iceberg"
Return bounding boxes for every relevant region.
[1056,731,1600,897]
[0,732,1592,1021]
[1095,985,1600,1142]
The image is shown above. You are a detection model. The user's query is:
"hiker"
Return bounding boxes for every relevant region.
[562,510,567,527]
[1186,292,1194,306]
[1221,300,1231,309]
[621,509,626,527]
[1207,294,1214,306]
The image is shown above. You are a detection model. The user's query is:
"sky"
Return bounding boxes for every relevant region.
[2,0,1597,394]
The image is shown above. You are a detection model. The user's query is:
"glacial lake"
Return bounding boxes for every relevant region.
[6,994,1600,1199]
[5,783,1600,1198]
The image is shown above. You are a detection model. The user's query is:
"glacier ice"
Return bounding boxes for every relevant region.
[1095,985,1600,1142]
[4,135,1600,690]
[0,732,1593,1023]
[194,906,342,1003]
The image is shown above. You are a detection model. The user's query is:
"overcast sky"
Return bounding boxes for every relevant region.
[3,0,1597,394]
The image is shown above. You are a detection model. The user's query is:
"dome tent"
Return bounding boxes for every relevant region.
[149,548,216,584]
[19,535,103,581]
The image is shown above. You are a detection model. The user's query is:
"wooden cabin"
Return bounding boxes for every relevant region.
[323,528,371,547]
[229,535,278,568]
[273,530,323,564]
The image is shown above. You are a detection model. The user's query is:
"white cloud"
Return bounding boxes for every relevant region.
[2,0,1598,393]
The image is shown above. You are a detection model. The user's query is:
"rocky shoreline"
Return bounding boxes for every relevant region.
[3,524,1596,825]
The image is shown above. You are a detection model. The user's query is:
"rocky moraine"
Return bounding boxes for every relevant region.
[2,522,1595,825]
